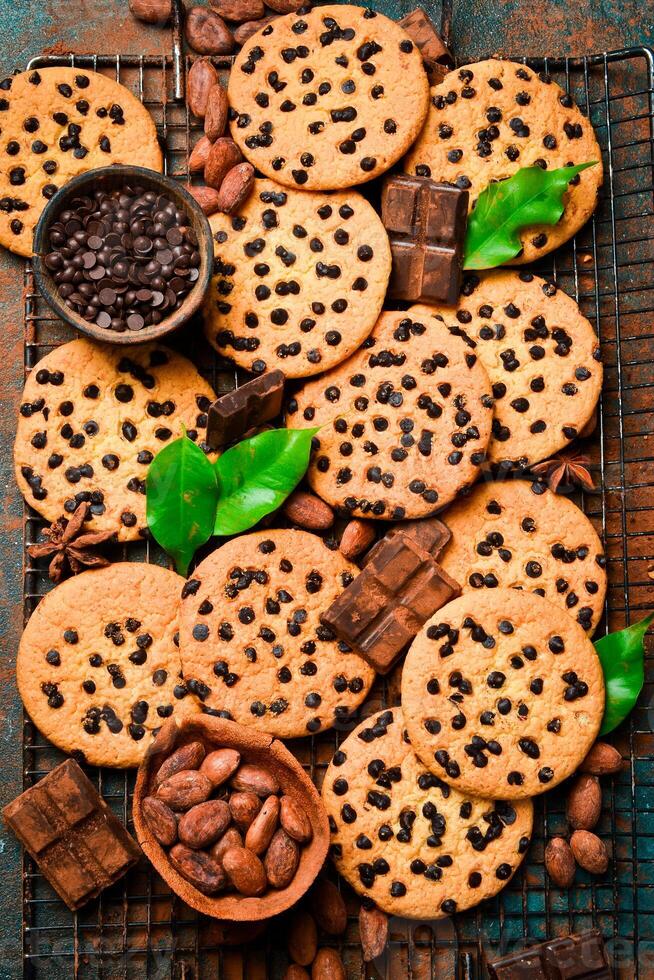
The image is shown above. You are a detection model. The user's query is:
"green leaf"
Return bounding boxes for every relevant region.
[596,612,653,736]
[463,162,599,269]
[214,427,319,537]
[146,435,219,576]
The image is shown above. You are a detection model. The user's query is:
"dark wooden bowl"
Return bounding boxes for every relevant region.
[32,166,214,346]
[133,716,330,922]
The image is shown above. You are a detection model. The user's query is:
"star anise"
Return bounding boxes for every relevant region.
[28,503,116,583]
[530,451,596,494]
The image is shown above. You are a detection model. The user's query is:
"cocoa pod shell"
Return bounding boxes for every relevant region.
[245,794,280,855]
[200,747,241,787]
[210,825,243,864]
[185,7,234,55]
[566,774,602,830]
[544,837,576,888]
[189,135,213,173]
[216,162,255,213]
[204,83,229,141]
[153,740,206,788]
[340,519,376,561]
[229,790,262,830]
[222,845,268,896]
[283,491,334,531]
[142,796,178,847]
[209,0,265,22]
[187,58,219,118]
[264,828,299,889]
[233,15,277,45]
[580,741,623,775]
[359,904,388,961]
[178,799,232,849]
[169,843,227,894]
[312,949,346,980]
[287,909,318,966]
[570,830,609,874]
[187,184,222,216]
[280,794,313,844]
[231,762,280,797]
[309,878,347,935]
[204,137,243,190]
[129,0,172,24]
[156,770,213,811]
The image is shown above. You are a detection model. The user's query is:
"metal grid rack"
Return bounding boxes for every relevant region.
[16,16,654,980]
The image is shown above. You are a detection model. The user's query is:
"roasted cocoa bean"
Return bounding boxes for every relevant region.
[185,7,234,55]
[283,491,334,531]
[187,184,222,216]
[189,135,213,173]
[287,909,317,966]
[204,137,243,190]
[210,825,243,864]
[187,58,219,118]
[222,845,268,896]
[245,794,280,855]
[169,843,227,894]
[216,162,255,213]
[229,790,262,831]
[231,762,280,797]
[359,904,388,961]
[156,770,213,811]
[233,15,277,45]
[209,0,265,22]
[311,949,346,980]
[279,795,313,844]
[178,799,232,849]
[544,837,576,887]
[264,828,299,889]
[142,796,178,847]
[200,747,241,787]
[310,878,347,935]
[154,741,206,788]
[204,83,229,141]
[129,0,172,24]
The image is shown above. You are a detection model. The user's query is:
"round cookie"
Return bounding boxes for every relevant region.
[425,271,602,467]
[439,480,607,634]
[0,67,162,257]
[403,58,602,264]
[204,178,391,378]
[14,338,216,541]
[178,530,375,738]
[401,588,605,800]
[286,305,494,520]
[17,563,199,768]
[322,708,533,919]
[228,4,430,190]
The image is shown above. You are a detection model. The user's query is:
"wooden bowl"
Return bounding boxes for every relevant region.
[32,165,213,345]
[133,715,330,921]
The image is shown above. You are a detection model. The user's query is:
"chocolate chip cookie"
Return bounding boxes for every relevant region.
[204,178,391,378]
[323,707,533,918]
[286,306,494,519]
[228,5,430,190]
[424,271,602,467]
[17,563,199,768]
[178,529,375,738]
[439,479,607,633]
[403,58,602,264]
[0,67,162,257]
[14,338,216,541]
[401,588,605,799]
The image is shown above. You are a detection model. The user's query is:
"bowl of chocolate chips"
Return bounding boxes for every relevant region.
[33,166,213,344]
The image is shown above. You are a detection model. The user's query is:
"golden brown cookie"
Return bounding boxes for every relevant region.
[401,588,605,799]
[178,530,376,737]
[286,305,494,520]
[439,479,607,633]
[228,5,430,190]
[17,563,199,768]
[14,339,216,541]
[403,58,602,264]
[0,67,162,257]
[424,271,602,467]
[204,178,391,378]
[322,708,533,918]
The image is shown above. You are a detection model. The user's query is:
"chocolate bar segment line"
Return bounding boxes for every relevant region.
[487,928,612,979]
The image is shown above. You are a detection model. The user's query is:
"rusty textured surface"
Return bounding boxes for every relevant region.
[0,2,652,979]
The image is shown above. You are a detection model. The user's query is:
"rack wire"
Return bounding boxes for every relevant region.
[16,17,654,980]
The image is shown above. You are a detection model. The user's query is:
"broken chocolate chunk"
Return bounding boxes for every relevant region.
[487,929,612,979]
[206,370,285,450]
[398,8,453,81]
[361,517,451,568]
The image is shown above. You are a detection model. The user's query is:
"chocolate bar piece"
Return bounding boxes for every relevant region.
[381,175,468,306]
[487,929,612,979]
[321,531,460,675]
[3,759,141,910]
[398,8,453,80]
[206,370,285,450]
[361,517,451,568]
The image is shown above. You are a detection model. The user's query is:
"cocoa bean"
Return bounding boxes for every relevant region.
[153,740,205,787]
[210,825,243,864]
[287,909,317,966]
[279,795,313,844]
[340,519,376,561]
[204,137,243,190]
[566,774,602,830]
[264,828,299,889]
[222,845,267,896]
[231,762,280,797]
[233,15,277,45]
[284,967,309,980]
[169,843,227,894]
[229,790,262,830]
[580,742,623,775]
[185,7,234,55]
[570,830,609,874]
[266,0,303,12]
[187,184,222,216]
[283,491,334,531]
[187,58,219,118]
[309,878,347,935]
[359,904,388,961]
[544,837,576,888]
[156,770,213,811]
[204,83,229,141]
[142,796,178,847]
[312,949,346,980]
[245,794,280,855]
[178,799,232,849]
[216,162,255,213]
[209,0,265,22]
[200,747,241,787]
[189,135,213,173]
[129,0,172,24]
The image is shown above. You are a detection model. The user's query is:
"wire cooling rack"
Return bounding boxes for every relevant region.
[16,11,654,979]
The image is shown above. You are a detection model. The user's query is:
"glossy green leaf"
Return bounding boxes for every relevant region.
[146,434,219,576]
[463,162,599,269]
[596,612,653,736]
[214,427,319,537]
